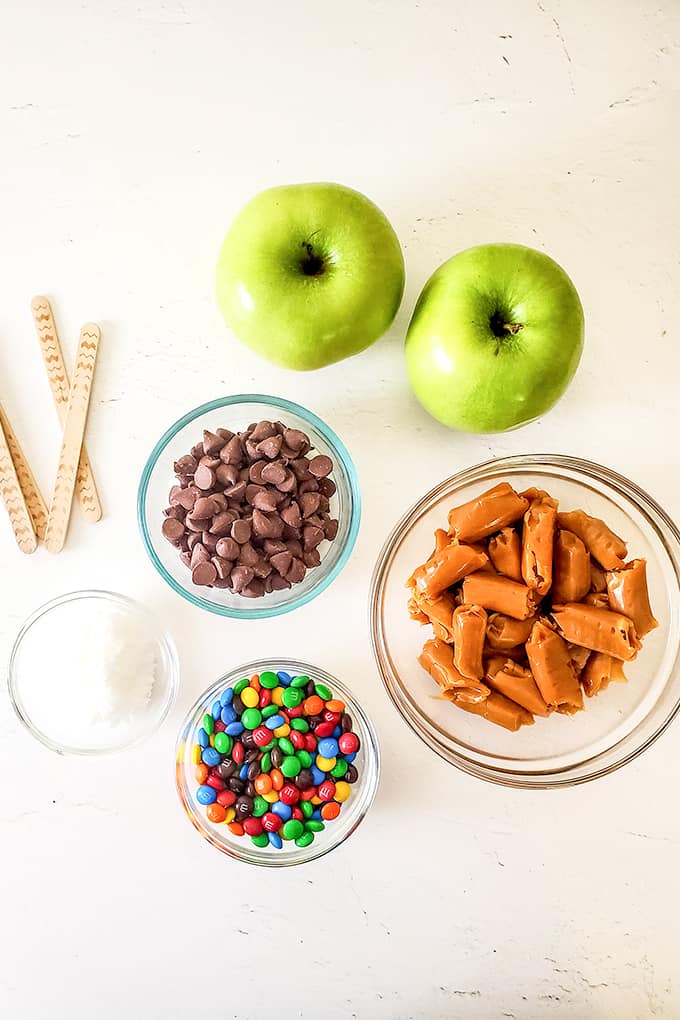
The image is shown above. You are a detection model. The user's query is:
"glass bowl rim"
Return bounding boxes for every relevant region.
[175,656,381,867]
[369,453,680,790]
[137,393,361,619]
[7,588,180,756]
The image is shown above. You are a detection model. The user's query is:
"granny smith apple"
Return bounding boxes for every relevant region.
[405,243,584,432]
[217,182,403,371]
[216,183,405,371]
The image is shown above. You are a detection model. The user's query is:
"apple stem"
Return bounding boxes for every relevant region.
[300,241,325,277]
[502,322,524,335]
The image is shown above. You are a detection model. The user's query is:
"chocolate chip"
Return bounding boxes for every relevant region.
[221,435,243,464]
[287,538,303,559]
[303,526,325,551]
[309,454,333,478]
[261,461,287,485]
[201,532,218,553]
[299,478,320,496]
[257,434,283,459]
[190,542,210,567]
[169,485,184,506]
[216,463,240,487]
[212,555,233,580]
[252,509,284,539]
[163,504,186,521]
[270,550,292,576]
[193,496,217,519]
[194,465,215,490]
[318,477,336,498]
[277,469,297,493]
[252,489,278,512]
[186,532,202,550]
[238,542,260,567]
[209,511,236,536]
[176,487,198,510]
[203,430,226,455]
[217,428,234,442]
[231,518,252,544]
[241,580,266,598]
[179,550,192,568]
[215,536,239,560]
[250,420,277,441]
[230,564,254,591]
[248,460,267,484]
[281,502,302,528]
[245,483,264,505]
[324,519,339,541]
[290,457,311,480]
[192,560,217,586]
[184,515,204,533]
[162,518,185,545]
[174,454,197,476]
[263,538,288,555]
[199,455,221,470]
[303,548,321,568]
[299,492,321,518]
[224,480,247,502]
[253,558,273,579]
[269,573,292,591]
[190,444,204,460]
[286,557,307,583]
[283,428,309,452]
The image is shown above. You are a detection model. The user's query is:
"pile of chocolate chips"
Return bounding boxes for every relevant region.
[161,420,339,598]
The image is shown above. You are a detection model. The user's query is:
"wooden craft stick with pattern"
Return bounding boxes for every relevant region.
[31,296,102,522]
[0,404,48,540]
[0,406,38,554]
[45,324,100,554]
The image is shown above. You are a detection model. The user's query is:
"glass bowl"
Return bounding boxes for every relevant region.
[370,455,680,789]
[138,394,361,618]
[175,658,380,866]
[8,590,179,755]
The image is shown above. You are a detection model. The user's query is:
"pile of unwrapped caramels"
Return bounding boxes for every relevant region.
[407,483,657,731]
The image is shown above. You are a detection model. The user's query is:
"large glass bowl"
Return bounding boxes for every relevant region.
[370,455,680,788]
[138,394,361,619]
[175,659,380,866]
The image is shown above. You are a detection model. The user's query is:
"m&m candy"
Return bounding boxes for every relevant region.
[190,671,361,851]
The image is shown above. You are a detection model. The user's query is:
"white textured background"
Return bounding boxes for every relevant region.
[1,2,679,1017]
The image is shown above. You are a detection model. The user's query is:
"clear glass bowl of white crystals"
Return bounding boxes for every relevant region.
[7,590,179,755]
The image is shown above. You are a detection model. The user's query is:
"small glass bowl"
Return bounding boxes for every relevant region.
[138,394,361,619]
[175,659,380,866]
[370,455,680,789]
[8,590,179,755]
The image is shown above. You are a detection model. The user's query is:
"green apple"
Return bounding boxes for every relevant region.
[405,243,584,432]
[216,183,405,371]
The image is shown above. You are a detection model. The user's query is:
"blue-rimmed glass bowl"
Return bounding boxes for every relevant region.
[138,395,361,618]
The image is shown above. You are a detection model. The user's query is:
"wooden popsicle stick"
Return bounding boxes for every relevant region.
[0,408,38,554]
[31,296,102,522]
[0,404,48,540]
[45,323,100,554]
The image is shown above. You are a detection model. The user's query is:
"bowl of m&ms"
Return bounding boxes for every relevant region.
[175,659,380,865]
